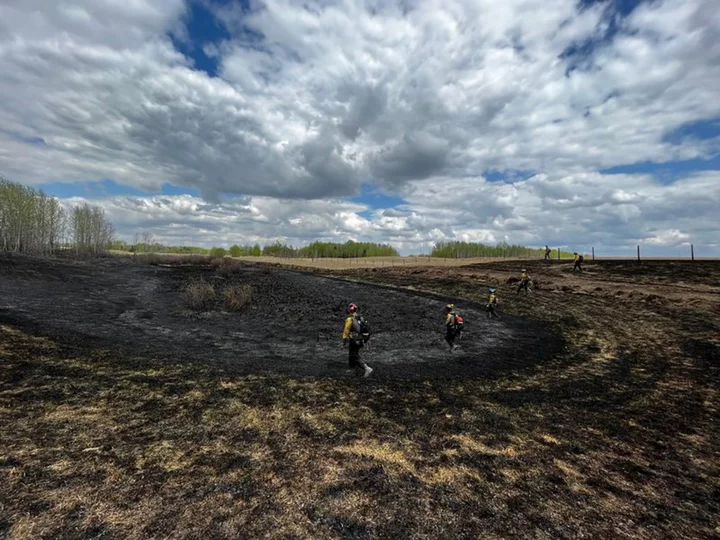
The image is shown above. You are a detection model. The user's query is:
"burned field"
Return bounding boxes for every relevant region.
[0,256,556,380]
[1,255,719,539]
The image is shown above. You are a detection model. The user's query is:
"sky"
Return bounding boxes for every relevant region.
[0,0,719,256]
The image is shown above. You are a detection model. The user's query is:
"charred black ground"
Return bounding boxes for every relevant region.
[0,254,718,539]
[0,255,559,379]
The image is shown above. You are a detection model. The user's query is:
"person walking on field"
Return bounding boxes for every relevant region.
[573,252,584,272]
[342,303,373,378]
[487,288,500,319]
[444,304,463,352]
[517,269,532,295]
[544,245,552,261]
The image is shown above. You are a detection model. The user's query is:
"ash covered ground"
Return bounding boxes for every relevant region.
[0,255,559,379]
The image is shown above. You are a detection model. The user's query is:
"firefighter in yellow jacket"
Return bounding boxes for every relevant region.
[573,252,584,272]
[487,288,500,319]
[444,304,461,352]
[342,303,373,378]
[517,269,531,295]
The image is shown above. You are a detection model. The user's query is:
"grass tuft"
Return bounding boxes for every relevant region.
[182,281,216,311]
[223,284,254,311]
[218,259,243,277]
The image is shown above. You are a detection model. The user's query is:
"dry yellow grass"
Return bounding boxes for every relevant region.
[182,280,216,310]
[2,257,719,539]
[230,255,531,270]
[223,283,253,311]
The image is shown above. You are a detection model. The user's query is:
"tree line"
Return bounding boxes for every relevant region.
[0,177,114,256]
[431,241,573,258]
[114,239,399,258]
[298,241,398,258]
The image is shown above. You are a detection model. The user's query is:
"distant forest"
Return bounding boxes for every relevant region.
[115,239,399,258]
[117,239,566,259]
[431,241,572,258]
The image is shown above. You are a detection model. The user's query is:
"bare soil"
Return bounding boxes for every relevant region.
[0,254,718,539]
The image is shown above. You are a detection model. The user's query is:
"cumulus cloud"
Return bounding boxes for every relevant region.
[65,168,719,255]
[1,0,719,253]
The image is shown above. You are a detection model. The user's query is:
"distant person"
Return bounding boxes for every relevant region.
[544,245,552,261]
[342,303,373,377]
[444,304,463,352]
[517,269,532,295]
[487,288,500,319]
[573,252,584,272]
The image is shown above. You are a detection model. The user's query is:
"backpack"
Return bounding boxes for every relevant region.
[579,255,584,263]
[453,313,465,335]
[351,315,372,344]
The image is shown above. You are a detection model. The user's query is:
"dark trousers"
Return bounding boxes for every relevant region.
[445,327,456,348]
[517,280,530,294]
[349,340,366,369]
[487,304,499,318]
[573,261,582,272]
[545,253,551,260]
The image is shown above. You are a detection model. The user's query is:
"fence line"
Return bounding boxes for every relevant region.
[584,243,710,261]
[102,245,719,269]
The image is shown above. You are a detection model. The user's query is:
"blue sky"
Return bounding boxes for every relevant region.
[170,1,232,77]
[36,180,200,199]
[0,0,718,254]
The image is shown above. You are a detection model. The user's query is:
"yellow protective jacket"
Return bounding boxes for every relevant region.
[342,315,358,340]
[488,293,497,305]
[445,312,456,327]
[521,271,529,282]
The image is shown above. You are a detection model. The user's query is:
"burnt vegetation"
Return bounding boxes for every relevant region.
[0,255,718,539]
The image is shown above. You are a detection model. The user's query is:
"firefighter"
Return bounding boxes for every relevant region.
[517,269,531,295]
[342,303,373,377]
[444,304,461,352]
[487,288,500,319]
[544,245,552,261]
[573,252,584,272]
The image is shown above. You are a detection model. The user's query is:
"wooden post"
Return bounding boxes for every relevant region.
[557,248,560,260]
[637,245,640,262]
[592,247,595,261]
[691,244,694,261]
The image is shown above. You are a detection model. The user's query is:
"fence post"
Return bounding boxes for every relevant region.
[592,247,595,261]
[557,248,560,260]
[637,245,640,262]
[691,244,694,261]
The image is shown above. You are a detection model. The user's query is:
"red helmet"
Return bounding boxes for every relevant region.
[347,303,358,313]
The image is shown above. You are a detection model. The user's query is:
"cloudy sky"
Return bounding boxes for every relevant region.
[1,0,719,255]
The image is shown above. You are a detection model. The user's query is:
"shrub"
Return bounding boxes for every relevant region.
[210,247,227,258]
[176,254,211,265]
[223,284,253,311]
[218,259,243,276]
[182,281,216,311]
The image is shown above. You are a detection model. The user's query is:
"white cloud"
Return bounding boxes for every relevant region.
[65,169,719,255]
[1,0,719,253]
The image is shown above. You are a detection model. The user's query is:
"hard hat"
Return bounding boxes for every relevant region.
[489,288,496,293]
[445,303,454,310]
[347,303,358,313]
[522,269,527,272]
